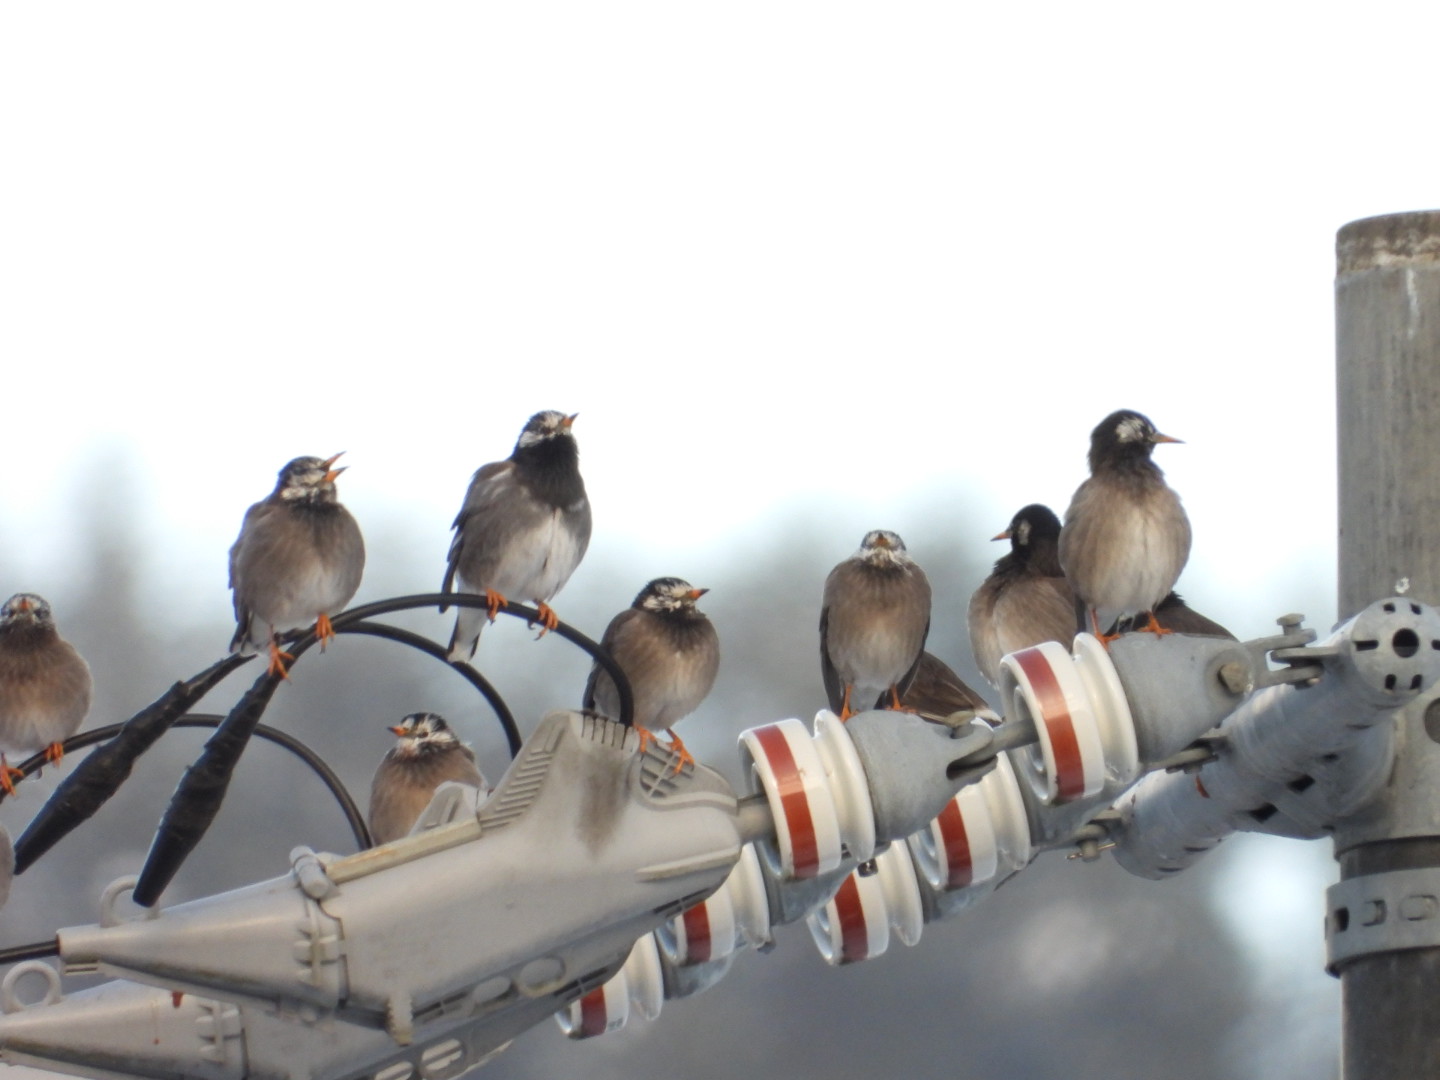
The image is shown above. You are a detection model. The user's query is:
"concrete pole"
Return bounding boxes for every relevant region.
[1334,210,1440,1078]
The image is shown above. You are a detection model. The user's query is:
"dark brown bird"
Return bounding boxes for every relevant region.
[229,454,365,677]
[584,577,720,766]
[368,713,487,845]
[820,530,931,721]
[1151,592,1234,639]
[896,651,992,725]
[1059,410,1191,639]
[443,411,592,661]
[968,504,1077,689]
[0,594,92,794]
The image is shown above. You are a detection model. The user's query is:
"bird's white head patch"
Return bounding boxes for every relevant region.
[1114,413,1154,444]
[0,593,52,626]
[636,577,708,613]
[389,712,463,757]
[516,410,577,450]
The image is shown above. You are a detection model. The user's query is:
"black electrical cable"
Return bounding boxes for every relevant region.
[0,939,59,964]
[134,592,632,907]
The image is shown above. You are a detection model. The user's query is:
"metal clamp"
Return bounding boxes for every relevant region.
[1326,868,1440,973]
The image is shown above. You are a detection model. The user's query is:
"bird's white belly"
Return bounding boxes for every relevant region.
[257,563,354,633]
[489,511,582,603]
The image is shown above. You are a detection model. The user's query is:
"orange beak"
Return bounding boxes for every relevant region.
[991,529,1012,542]
[388,725,407,737]
[323,451,347,483]
[1152,433,1183,445]
[689,588,709,600]
[562,413,578,429]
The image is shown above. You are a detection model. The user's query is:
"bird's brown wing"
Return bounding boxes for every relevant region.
[440,460,513,610]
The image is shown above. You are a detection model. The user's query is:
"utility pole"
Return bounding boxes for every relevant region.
[1334,209,1440,1077]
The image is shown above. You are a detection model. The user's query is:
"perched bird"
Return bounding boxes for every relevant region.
[1152,591,1235,639]
[967,504,1078,688]
[368,712,487,845]
[1059,409,1191,640]
[820,530,931,721]
[443,411,592,662]
[897,651,992,725]
[0,594,92,794]
[584,577,720,766]
[229,454,366,677]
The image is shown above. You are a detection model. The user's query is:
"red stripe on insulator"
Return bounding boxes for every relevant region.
[833,874,870,963]
[578,988,608,1037]
[752,725,820,876]
[1013,648,1085,802]
[682,902,713,964]
[936,799,973,889]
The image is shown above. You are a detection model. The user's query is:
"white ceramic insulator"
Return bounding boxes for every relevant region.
[810,710,877,862]
[727,844,773,951]
[555,934,665,1038]
[806,842,924,965]
[556,966,629,1039]
[739,719,845,879]
[621,935,664,1022]
[909,740,1032,899]
[659,876,738,967]
[1000,640,1114,803]
[1071,633,1140,789]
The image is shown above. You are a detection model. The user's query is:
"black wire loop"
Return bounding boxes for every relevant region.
[130,592,631,906]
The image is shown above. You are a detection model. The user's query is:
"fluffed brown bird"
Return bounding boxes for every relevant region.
[229,454,365,677]
[820,530,931,720]
[0,594,91,794]
[368,713,487,845]
[968,504,1077,689]
[1059,409,1191,639]
[584,577,720,766]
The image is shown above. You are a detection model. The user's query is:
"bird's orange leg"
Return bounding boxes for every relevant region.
[266,637,295,679]
[0,756,21,797]
[43,741,65,765]
[1090,608,1123,649]
[1136,610,1174,636]
[530,601,560,639]
[314,612,338,652]
[483,588,509,623]
[661,729,696,773]
[838,685,854,722]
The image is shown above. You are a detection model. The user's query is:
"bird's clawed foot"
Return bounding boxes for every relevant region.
[661,729,695,774]
[266,638,295,679]
[1135,610,1173,636]
[837,685,854,722]
[483,588,509,624]
[0,758,21,797]
[314,612,338,652]
[1088,608,1123,649]
[529,601,560,639]
[43,741,65,765]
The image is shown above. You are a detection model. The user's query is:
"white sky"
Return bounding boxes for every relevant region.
[7,1,1439,642]
[0,5,1434,1073]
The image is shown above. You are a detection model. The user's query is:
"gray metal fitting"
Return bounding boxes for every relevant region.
[1326,868,1440,973]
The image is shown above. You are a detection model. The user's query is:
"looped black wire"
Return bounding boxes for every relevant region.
[133,592,632,907]
[340,619,520,756]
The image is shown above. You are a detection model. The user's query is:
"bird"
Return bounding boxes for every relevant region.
[229,453,366,677]
[368,712,487,845]
[1151,591,1235,639]
[583,577,720,767]
[442,410,592,662]
[967,503,1078,688]
[820,530,931,721]
[1058,409,1191,641]
[0,594,92,794]
[896,651,993,726]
